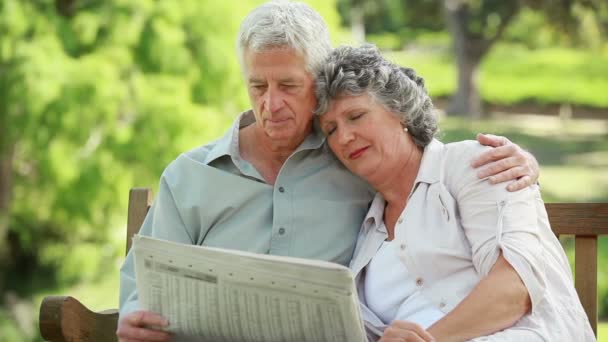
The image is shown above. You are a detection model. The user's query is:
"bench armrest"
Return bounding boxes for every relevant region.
[39,296,119,342]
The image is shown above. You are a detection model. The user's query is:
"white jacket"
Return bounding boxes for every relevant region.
[350,139,595,341]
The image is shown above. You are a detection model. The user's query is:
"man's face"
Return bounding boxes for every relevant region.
[244,48,316,144]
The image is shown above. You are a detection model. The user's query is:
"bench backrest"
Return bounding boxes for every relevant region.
[125,189,608,336]
[545,203,608,335]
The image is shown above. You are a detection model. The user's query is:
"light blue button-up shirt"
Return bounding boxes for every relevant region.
[119,110,374,316]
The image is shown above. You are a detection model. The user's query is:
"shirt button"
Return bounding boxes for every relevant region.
[278,227,286,235]
[278,186,285,193]
[397,218,403,224]
[439,301,446,308]
[415,277,424,287]
[400,243,406,251]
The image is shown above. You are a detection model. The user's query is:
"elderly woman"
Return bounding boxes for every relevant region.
[315,45,595,342]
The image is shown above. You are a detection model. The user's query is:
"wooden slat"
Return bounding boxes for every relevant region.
[39,296,118,342]
[546,203,608,236]
[575,236,598,336]
[125,188,153,255]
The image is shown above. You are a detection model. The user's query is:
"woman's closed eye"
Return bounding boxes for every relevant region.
[349,112,365,120]
[325,125,336,136]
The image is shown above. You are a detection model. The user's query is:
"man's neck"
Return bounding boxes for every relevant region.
[239,125,307,184]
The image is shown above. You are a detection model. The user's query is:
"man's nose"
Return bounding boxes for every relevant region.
[264,88,284,113]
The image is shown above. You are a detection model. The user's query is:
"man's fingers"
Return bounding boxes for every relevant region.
[485,166,529,185]
[507,175,534,192]
[471,144,519,168]
[118,326,171,342]
[117,311,171,342]
[476,133,511,148]
[476,154,528,179]
[125,311,169,327]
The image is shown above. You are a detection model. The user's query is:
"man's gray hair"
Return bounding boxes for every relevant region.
[237,1,332,73]
[315,44,437,147]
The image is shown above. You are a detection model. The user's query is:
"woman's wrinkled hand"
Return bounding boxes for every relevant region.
[379,320,436,342]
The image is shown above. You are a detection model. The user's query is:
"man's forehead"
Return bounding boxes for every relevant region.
[244,48,312,81]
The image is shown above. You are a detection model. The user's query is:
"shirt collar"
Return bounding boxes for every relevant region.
[202,110,326,165]
[201,110,249,165]
[412,138,444,186]
[362,192,387,233]
[360,139,445,234]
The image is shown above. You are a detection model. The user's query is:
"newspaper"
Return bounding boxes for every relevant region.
[132,235,367,342]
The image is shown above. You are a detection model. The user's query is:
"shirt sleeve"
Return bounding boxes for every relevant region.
[448,143,547,313]
[118,171,195,317]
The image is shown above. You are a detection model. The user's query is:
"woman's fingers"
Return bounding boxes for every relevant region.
[379,320,435,342]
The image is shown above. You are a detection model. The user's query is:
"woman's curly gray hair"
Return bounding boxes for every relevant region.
[315,44,437,147]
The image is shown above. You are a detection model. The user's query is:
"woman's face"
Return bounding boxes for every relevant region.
[319,93,409,182]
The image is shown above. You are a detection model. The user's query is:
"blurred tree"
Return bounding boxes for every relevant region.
[338,0,443,37]
[0,0,342,339]
[444,0,607,118]
[443,0,518,118]
[338,0,607,117]
[0,0,246,294]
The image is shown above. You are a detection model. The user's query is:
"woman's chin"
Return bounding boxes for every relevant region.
[348,165,376,182]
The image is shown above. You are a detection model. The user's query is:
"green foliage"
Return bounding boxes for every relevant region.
[367,32,403,50]
[481,44,608,107]
[502,8,560,48]
[387,42,608,107]
[337,0,443,35]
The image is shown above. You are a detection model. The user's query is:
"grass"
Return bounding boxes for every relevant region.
[386,43,608,107]
[438,114,608,203]
[601,322,608,342]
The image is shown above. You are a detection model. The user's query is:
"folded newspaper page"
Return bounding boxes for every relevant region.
[132,235,366,342]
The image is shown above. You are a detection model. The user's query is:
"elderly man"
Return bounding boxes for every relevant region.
[117,2,539,341]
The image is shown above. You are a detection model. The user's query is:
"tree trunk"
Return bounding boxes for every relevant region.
[450,44,484,118]
[0,144,13,230]
[0,81,16,288]
[444,1,485,118]
[350,1,365,45]
[444,0,518,118]
[0,140,14,291]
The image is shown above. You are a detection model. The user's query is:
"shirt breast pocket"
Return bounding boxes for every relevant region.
[430,186,471,259]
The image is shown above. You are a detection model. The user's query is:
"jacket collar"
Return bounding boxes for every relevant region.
[361,138,445,233]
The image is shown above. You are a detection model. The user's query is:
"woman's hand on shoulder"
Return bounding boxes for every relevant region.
[116,310,172,342]
[379,320,436,342]
[472,133,539,191]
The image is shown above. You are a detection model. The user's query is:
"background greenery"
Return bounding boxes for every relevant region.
[1,0,606,341]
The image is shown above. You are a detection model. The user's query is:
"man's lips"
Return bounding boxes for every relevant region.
[349,146,369,160]
[266,117,290,125]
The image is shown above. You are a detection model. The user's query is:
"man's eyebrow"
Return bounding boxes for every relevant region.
[279,77,300,84]
[248,77,264,84]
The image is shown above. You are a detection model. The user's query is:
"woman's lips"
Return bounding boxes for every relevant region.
[349,146,369,160]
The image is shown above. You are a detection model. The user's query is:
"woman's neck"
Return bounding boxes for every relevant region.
[374,141,423,207]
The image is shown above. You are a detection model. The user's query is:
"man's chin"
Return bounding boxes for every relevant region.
[264,129,303,143]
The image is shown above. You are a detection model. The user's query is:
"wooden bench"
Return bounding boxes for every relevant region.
[39,188,608,341]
